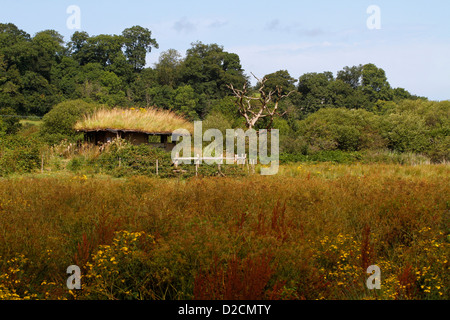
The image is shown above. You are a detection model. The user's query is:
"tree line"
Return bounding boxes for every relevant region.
[0,23,423,119]
[1,23,448,166]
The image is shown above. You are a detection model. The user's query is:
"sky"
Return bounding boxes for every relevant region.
[0,0,449,100]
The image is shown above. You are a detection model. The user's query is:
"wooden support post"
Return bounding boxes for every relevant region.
[156,159,159,176]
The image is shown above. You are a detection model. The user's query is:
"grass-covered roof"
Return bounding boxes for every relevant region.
[75,107,194,135]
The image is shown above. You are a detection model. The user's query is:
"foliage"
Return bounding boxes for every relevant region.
[122,26,159,71]
[0,134,41,176]
[380,112,428,153]
[40,99,100,144]
[297,108,385,153]
[0,107,22,135]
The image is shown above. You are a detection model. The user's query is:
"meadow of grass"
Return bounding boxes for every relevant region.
[19,119,43,127]
[0,163,448,300]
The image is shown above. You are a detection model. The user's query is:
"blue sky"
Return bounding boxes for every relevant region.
[1,0,449,100]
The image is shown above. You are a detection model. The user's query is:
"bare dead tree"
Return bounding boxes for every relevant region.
[227,73,294,130]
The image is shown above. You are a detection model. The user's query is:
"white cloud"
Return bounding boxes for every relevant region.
[173,17,197,34]
[264,19,325,37]
[172,17,229,34]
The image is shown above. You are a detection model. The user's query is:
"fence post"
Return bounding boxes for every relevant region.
[156,159,159,176]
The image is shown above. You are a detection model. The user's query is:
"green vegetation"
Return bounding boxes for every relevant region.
[1,22,447,166]
[0,166,448,300]
[0,22,448,301]
[40,99,100,144]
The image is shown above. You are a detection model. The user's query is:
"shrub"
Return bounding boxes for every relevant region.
[202,111,233,136]
[0,135,41,176]
[40,99,101,144]
[297,108,385,153]
[0,107,22,135]
[80,230,163,300]
[280,150,362,164]
[380,112,429,153]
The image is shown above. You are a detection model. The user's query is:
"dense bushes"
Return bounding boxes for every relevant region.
[288,100,449,163]
[297,108,384,152]
[380,112,428,153]
[40,99,101,144]
[64,139,247,178]
[0,135,41,176]
[0,108,22,135]
[1,96,448,178]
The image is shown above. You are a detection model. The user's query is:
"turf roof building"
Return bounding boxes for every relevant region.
[75,108,194,151]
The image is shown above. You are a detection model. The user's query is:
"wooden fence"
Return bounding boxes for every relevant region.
[173,153,257,176]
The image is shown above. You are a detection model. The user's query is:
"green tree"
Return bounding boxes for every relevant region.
[69,32,125,67]
[122,26,159,71]
[297,72,335,116]
[68,31,89,63]
[129,68,158,106]
[147,85,175,110]
[336,65,363,89]
[173,85,199,120]
[32,30,65,80]
[0,23,30,46]
[180,42,247,100]
[50,56,81,99]
[155,49,182,87]
[262,70,297,95]
[361,63,393,103]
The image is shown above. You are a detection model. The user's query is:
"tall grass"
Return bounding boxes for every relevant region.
[74,108,194,134]
[0,164,448,300]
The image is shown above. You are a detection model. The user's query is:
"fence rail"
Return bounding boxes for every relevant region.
[173,153,248,165]
[173,153,256,176]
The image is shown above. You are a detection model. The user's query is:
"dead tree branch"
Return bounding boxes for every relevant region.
[227,73,295,129]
